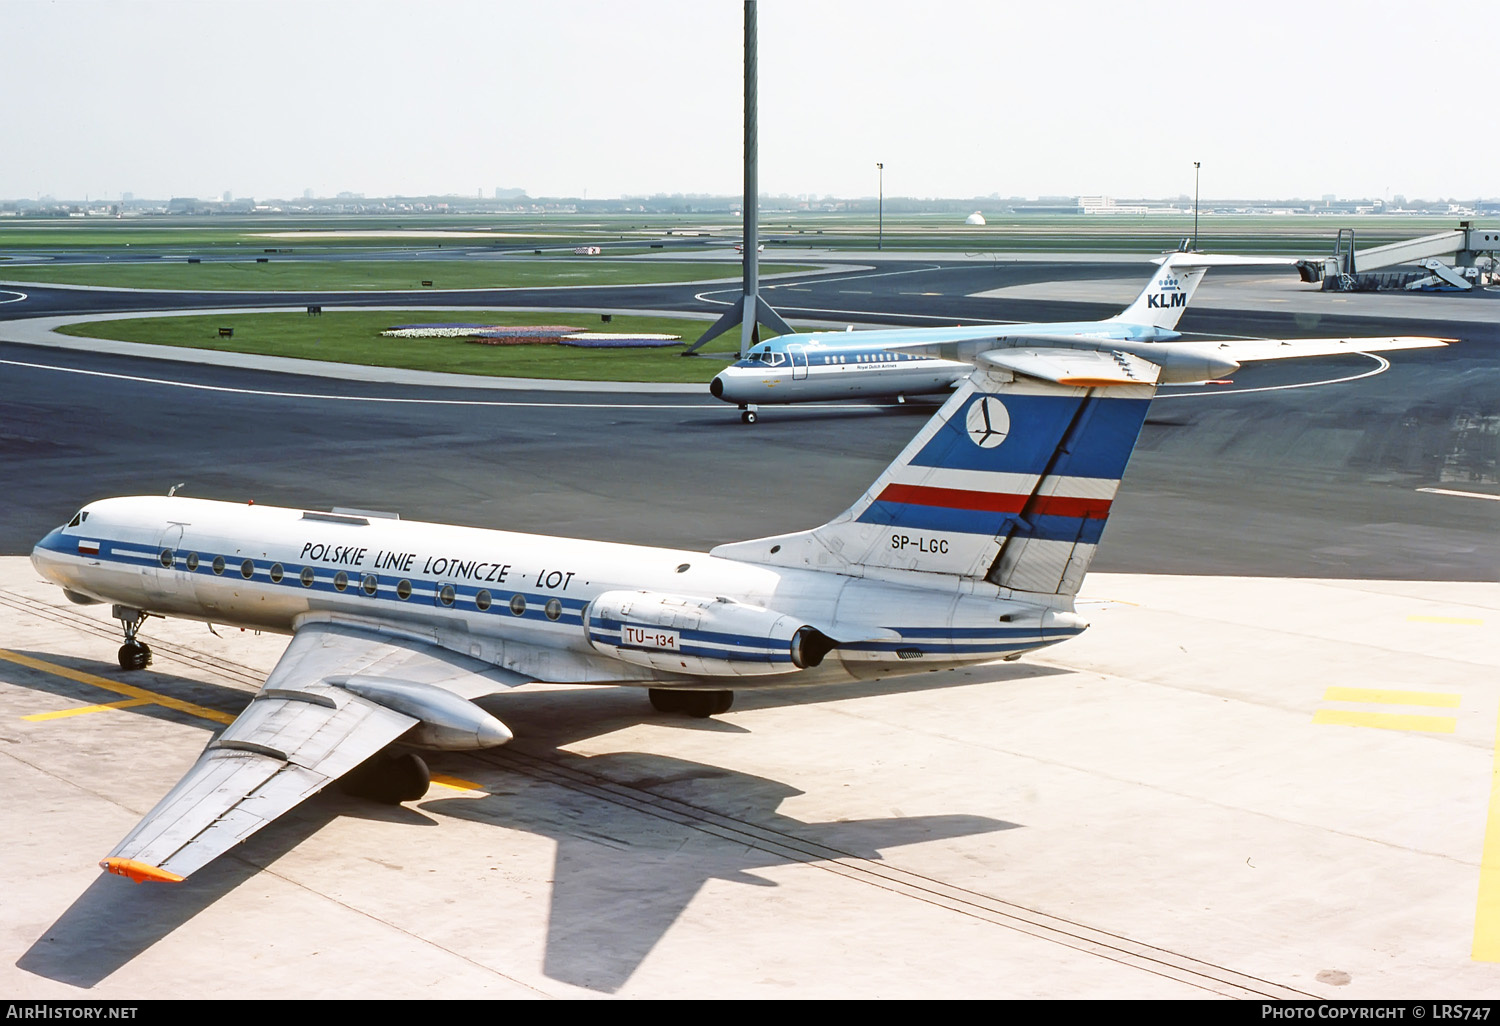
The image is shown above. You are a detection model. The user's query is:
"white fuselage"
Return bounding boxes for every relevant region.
[32,496,1082,688]
[709,320,1180,407]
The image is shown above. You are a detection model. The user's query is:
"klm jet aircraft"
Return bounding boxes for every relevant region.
[710,254,1449,422]
[39,343,1197,885]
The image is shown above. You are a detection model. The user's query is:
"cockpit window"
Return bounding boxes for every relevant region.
[67,511,88,528]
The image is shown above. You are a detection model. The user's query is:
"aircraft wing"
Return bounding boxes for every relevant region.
[1180,335,1454,363]
[879,333,1454,374]
[977,347,1163,387]
[99,620,529,883]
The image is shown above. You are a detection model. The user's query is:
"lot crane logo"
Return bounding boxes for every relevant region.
[965,396,1010,448]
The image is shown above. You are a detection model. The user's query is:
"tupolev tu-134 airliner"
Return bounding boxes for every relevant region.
[709,253,1451,422]
[31,321,1450,885]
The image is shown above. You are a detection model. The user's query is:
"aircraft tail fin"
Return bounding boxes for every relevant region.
[711,351,1159,600]
[1109,254,1209,330]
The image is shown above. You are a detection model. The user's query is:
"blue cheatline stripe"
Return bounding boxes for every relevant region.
[589,622,777,649]
[839,640,1037,656]
[909,393,1151,478]
[587,624,791,662]
[47,537,1085,661]
[894,625,1080,639]
[856,501,1109,543]
[57,540,589,625]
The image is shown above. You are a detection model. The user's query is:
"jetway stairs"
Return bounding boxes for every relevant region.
[1296,222,1500,292]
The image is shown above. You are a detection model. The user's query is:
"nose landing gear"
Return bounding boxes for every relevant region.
[739,404,758,425]
[112,605,155,671]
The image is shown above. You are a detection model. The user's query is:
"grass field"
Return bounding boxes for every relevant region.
[0,258,812,292]
[53,310,742,382]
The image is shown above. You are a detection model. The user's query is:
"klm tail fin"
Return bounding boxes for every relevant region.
[711,352,1159,600]
[1109,255,1209,330]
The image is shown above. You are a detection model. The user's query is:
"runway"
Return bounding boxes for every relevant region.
[2,253,1498,998]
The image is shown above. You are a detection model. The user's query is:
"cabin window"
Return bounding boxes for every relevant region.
[212,555,225,575]
[240,559,255,580]
[544,598,562,621]
[333,571,348,592]
[159,549,173,568]
[676,563,690,573]
[396,579,412,600]
[509,594,526,616]
[186,552,199,571]
[362,574,378,596]
[438,584,456,607]
[475,589,492,611]
[269,563,284,583]
[299,566,315,587]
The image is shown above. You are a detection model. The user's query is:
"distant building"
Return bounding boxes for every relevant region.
[965,211,986,225]
[1079,195,1148,215]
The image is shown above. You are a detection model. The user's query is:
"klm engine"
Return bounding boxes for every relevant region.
[584,590,834,677]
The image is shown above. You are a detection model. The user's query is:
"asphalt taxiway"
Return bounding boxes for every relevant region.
[1,254,1497,998]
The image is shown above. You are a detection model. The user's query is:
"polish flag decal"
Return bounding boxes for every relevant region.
[77,540,100,555]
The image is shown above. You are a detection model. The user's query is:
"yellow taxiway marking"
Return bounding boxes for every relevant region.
[24,697,152,721]
[1473,703,1500,961]
[1322,686,1461,708]
[0,649,234,725]
[430,774,486,794]
[1312,709,1455,733]
[1408,615,1486,626]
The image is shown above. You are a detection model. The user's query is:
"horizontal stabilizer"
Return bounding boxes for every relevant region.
[979,348,1163,388]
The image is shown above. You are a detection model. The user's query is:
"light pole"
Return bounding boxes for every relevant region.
[1192,161,1201,251]
[876,162,884,251]
[680,0,792,358]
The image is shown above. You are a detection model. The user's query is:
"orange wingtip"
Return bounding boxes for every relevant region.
[99,857,184,884]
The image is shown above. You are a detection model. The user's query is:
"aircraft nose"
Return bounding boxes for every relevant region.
[31,528,65,585]
[710,375,725,399]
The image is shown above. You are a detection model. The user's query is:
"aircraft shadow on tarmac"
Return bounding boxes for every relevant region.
[10,651,1052,992]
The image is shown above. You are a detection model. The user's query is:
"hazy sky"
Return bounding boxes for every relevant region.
[5,0,1491,202]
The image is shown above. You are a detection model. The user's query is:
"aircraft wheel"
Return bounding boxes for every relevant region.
[681,690,733,718]
[340,752,430,804]
[741,410,758,425]
[648,688,682,713]
[117,640,152,671]
[649,689,732,717]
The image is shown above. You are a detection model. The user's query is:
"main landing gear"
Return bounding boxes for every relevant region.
[649,688,734,718]
[113,605,154,671]
[738,404,758,425]
[339,751,431,804]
